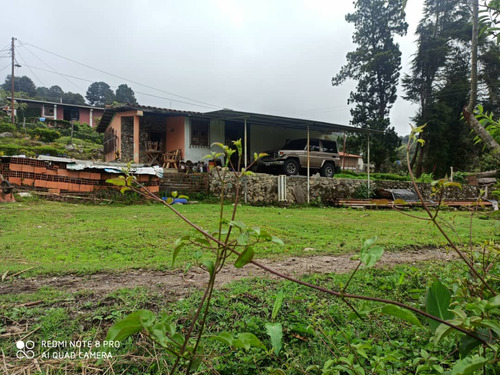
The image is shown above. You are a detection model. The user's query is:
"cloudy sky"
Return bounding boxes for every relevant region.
[1,0,424,135]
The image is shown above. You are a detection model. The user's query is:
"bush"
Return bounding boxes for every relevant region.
[0,122,16,133]
[29,128,61,143]
[353,182,375,198]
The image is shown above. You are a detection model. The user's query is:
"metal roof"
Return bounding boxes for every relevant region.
[9,97,105,111]
[97,106,382,134]
[203,109,382,134]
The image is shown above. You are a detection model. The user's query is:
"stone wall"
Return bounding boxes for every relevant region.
[120,116,134,161]
[209,171,481,205]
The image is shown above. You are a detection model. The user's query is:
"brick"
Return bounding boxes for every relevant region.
[46,181,58,189]
[8,177,21,186]
[9,164,23,172]
[48,188,61,194]
[89,172,101,180]
[68,183,80,192]
[58,182,69,191]
[21,165,35,173]
[80,184,94,192]
[67,171,80,178]
[34,180,47,188]
[79,172,91,179]
[34,167,47,174]
[22,178,35,187]
[57,169,69,177]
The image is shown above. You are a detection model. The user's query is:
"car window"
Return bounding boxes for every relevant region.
[322,140,338,153]
[283,139,307,150]
[309,140,320,151]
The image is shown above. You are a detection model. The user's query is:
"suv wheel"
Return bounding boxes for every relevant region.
[283,159,299,176]
[320,162,335,178]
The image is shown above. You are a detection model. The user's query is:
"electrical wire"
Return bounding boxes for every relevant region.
[18,43,84,92]
[23,64,222,109]
[16,50,46,87]
[19,40,223,109]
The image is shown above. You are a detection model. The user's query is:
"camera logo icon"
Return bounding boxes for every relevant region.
[16,340,35,359]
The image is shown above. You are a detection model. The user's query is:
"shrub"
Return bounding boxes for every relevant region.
[0,122,16,133]
[353,182,375,198]
[29,128,61,143]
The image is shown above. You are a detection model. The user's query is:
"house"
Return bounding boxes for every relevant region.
[8,98,105,127]
[96,105,377,167]
[339,152,363,171]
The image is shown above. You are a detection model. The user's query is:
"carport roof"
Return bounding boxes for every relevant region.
[203,109,382,134]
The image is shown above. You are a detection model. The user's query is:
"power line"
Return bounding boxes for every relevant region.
[23,64,221,109]
[18,43,84,91]
[16,50,46,87]
[19,40,223,109]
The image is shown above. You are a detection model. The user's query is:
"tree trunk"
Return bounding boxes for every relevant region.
[466,0,479,113]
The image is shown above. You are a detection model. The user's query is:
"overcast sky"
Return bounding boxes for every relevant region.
[1,0,424,135]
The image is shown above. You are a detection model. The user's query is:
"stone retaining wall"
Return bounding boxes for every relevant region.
[209,171,481,205]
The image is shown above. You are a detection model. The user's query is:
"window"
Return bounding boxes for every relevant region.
[322,140,338,153]
[191,119,209,147]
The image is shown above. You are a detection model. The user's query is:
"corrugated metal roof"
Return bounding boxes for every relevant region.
[9,97,105,111]
[97,106,383,135]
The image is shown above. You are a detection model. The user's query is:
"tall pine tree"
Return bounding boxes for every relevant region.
[332,0,407,171]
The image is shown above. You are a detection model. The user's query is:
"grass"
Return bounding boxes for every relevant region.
[0,199,497,276]
[1,262,494,373]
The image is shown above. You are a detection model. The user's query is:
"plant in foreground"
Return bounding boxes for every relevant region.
[106,136,498,374]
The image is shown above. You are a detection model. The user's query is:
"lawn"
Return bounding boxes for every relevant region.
[0,199,497,275]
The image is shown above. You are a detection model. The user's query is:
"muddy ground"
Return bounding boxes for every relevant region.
[1,248,457,299]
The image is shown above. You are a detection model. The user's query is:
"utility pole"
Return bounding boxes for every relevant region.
[10,37,15,124]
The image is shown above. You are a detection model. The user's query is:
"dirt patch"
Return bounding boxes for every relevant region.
[0,248,457,298]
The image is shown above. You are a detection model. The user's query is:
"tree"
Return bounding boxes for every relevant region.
[332,0,408,171]
[62,92,86,105]
[115,84,138,105]
[85,81,115,106]
[1,75,37,97]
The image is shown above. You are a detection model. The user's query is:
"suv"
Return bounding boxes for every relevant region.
[256,138,340,177]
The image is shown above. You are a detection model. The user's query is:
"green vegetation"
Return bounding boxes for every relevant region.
[0,200,497,276]
[0,262,497,373]
[0,121,103,159]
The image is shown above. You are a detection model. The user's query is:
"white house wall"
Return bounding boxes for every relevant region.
[183,118,225,163]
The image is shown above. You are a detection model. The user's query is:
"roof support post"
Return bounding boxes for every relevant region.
[307,123,310,204]
[367,134,371,195]
[244,118,248,204]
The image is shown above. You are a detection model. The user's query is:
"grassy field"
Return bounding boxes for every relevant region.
[0,199,497,275]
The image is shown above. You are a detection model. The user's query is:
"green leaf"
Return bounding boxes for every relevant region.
[120,187,130,194]
[459,331,484,357]
[237,232,249,246]
[451,355,488,375]
[361,236,377,251]
[265,323,283,356]
[202,260,215,276]
[478,319,500,338]
[271,236,284,246]
[381,305,422,327]
[106,177,126,186]
[433,323,455,345]
[444,181,462,190]
[425,280,453,332]
[234,247,254,268]
[271,290,285,321]
[233,333,266,351]
[193,236,211,247]
[172,239,187,267]
[211,332,234,347]
[106,310,155,342]
[360,246,384,268]
[229,220,247,231]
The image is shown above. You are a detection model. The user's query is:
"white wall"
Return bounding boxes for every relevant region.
[183,118,225,162]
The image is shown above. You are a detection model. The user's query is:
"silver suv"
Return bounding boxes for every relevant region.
[257,138,340,177]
